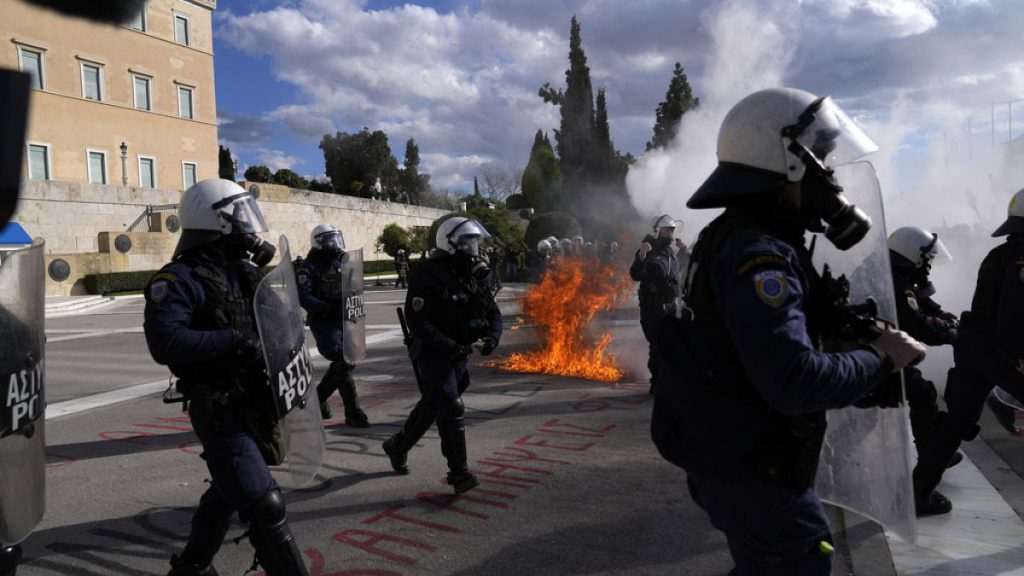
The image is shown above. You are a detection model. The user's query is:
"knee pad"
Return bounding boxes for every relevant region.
[250,489,287,533]
[439,396,465,420]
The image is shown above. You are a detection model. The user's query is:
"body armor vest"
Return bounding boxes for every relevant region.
[423,260,494,344]
[639,240,679,303]
[313,256,346,304]
[681,211,826,489]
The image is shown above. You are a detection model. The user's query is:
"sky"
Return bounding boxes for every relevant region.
[213,0,1024,236]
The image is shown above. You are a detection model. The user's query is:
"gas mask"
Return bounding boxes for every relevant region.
[226,233,276,267]
[783,97,874,251]
[452,235,490,279]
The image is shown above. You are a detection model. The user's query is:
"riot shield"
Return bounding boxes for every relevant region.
[811,162,916,544]
[341,248,367,363]
[253,235,325,489]
[0,240,45,545]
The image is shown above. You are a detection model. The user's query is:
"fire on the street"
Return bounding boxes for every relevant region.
[496,254,633,382]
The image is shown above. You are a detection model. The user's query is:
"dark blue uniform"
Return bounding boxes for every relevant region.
[145,247,306,575]
[890,260,957,445]
[915,237,1024,497]
[295,248,367,425]
[386,254,502,485]
[653,209,889,576]
[629,236,680,392]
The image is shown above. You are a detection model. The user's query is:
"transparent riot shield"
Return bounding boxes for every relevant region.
[253,235,325,489]
[0,240,45,545]
[811,162,917,544]
[341,248,366,363]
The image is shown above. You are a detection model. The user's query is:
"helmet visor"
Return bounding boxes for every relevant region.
[316,230,345,252]
[793,97,878,168]
[923,234,953,267]
[214,193,269,234]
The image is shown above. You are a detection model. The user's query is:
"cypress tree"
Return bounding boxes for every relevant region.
[646,62,700,151]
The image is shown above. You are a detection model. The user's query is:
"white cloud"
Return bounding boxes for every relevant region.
[257,149,305,172]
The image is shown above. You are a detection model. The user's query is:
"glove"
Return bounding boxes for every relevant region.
[233,330,264,368]
[478,336,498,356]
[449,344,473,362]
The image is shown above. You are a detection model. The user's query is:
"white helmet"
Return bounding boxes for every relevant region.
[887,226,951,268]
[652,214,682,232]
[310,223,345,252]
[993,188,1024,237]
[435,216,491,256]
[537,239,551,252]
[689,87,877,209]
[174,179,269,258]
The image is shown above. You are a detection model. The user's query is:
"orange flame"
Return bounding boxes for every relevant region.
[496,254,634,382]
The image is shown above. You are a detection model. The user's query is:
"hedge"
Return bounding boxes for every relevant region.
[83,260,424,295]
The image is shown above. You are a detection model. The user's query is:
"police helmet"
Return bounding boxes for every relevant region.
[652,214,682,232]
[310,223,345,252]
[689,87,877,209]
[173,179,269,258]
[993,188,1024,237]
[887,226,951,269]
[537,239,551,252]
[436,216,491,256]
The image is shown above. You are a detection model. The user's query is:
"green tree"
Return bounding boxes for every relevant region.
[521,130,563,213]
[243,165,272,183]
[646,62,700,151]
[398,138,430,204]
[319,128,400,198]
[505,193,528,209]
[218,145,235,180]
[271,168,308,189]
[524,212,581,249]
[376,223,412,258]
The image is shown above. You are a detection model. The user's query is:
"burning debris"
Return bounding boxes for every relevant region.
[496,254,634,382]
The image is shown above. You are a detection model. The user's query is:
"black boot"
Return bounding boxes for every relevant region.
[318,401,332,420]
[336,363,370,428]
[439,414,478,494]
[0,545,21,576]
[382,435,409,475]
[913,472,952,516]
[170,487,232,575]
[316,367,338,421]
[249,490,308,576]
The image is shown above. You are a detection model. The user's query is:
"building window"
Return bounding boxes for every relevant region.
[139,157,156,188]
[87,150,107,184]
[174,13,191,46]
[182,162,197,188]
[128,3,147,31]
[133,75,151,111]
[27,143,50,180]
[178,86,193,119]
[81,63,102,101]
[19,47,44,90]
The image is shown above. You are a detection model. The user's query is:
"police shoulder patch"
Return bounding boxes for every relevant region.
[412,297,425,312]
[752,269,788,308]
[296,270,309,285]
[149,279,170,303]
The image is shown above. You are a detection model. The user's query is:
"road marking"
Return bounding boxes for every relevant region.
[47,327,145,343]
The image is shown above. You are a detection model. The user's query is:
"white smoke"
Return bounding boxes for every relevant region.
[625,0,796,244]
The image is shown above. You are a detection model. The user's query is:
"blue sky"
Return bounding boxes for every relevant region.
[211,0,1024,229]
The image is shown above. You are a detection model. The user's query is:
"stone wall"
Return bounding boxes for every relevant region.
[14,180,450,295]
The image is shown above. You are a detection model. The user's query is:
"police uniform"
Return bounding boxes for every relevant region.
[145,246,307,575]
[654,207,891,575]
[629,234,680,392]
[914,235,1024,508]
[527,249,549,284]
[295,248,368,426]
[383,252,502,491]
[394,250,410,288]
[890,258,957,445]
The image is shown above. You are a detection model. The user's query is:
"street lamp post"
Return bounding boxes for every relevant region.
[119,141,128,185]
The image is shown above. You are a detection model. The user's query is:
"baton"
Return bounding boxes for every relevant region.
[396,307,426,393]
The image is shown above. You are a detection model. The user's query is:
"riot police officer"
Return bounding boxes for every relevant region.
[394,247,410,289]
[295,224,370,427]
[528,239,552,284]
[144,179,308,576]
[630,214,682,394]
[651,88,926,576]
[888,226,963,513]
[914,187,1024,516]
[382,216,502,494]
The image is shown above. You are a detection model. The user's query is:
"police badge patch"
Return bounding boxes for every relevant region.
[752,270,787,308]
[150,279,169,303]
[412,297,425,312]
